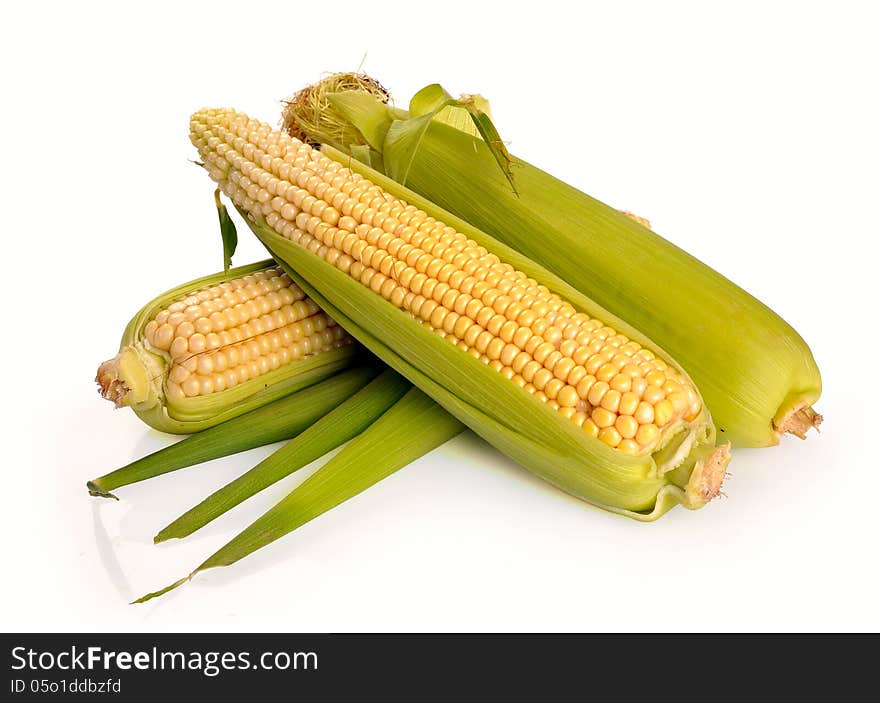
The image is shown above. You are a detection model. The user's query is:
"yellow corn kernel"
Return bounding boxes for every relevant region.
[591,407,616,429]
[598,426,622,448]
[634,401,655,425]
[140,266,351,398]
[654,399,674,428]
[636,423,660,447]
[581,418,599,438]
[617,438,641,455]
[600,389,622,413]
[619,391,640,417]
[615,414,639,440]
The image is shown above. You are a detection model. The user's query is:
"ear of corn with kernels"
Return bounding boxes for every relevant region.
[96,260,358,433]
[190,107,730,521]
[282,77,822,448]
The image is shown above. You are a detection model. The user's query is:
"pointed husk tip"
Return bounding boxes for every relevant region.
[131,575,192,604]
[87,480,118,500]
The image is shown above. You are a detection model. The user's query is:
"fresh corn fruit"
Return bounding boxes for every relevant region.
[96,260,358,433]
[190,107,730,521]
[87,364,379,498]
[283,76,822,447]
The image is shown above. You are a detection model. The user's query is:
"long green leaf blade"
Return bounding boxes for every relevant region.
[154,369,410,542]
[87,365,379,498]
[134,388,463,602]
[202,388,463,569]
[214,188,238,271]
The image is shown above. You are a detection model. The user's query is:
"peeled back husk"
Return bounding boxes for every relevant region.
[96,260,360,433]
[135,384,464,602]
[87,364,380,499]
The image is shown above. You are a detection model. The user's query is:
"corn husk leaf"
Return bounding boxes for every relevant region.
[328,85,514,192]
[214,188,237,272]
[315,83,822,446]
[431,92,491,136]
[87,365,379,499]
[135,387,463,603]
[154,369,411,541]
[234,158,725,520]
[321,91,393,151]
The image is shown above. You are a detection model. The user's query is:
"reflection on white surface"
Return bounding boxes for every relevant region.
[91,501,132,599]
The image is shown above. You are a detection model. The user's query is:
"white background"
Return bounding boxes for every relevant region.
[1,0,877,632]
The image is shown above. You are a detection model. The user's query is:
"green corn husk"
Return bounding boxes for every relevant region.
[95,260,360,434]
[135,387,464,602]
[155,368,414,541]
[255,212,726,521]
[286,77,822,447]
[87,364,379,499]
[192,106,731,521]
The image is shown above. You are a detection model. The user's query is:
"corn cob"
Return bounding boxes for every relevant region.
[87,364,379,498]
[96,260,358,433]
[190,108,730,520]
[283,76,822,447]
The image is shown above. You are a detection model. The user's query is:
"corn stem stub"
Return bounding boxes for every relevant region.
[191,107,730,521]
[283,75,822,448]
[96,260,359,433]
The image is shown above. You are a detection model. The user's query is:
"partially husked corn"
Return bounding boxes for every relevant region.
[191,108,731,519]
[97,261,358,433]
[139,266,349,400]
[191,108,702,455]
